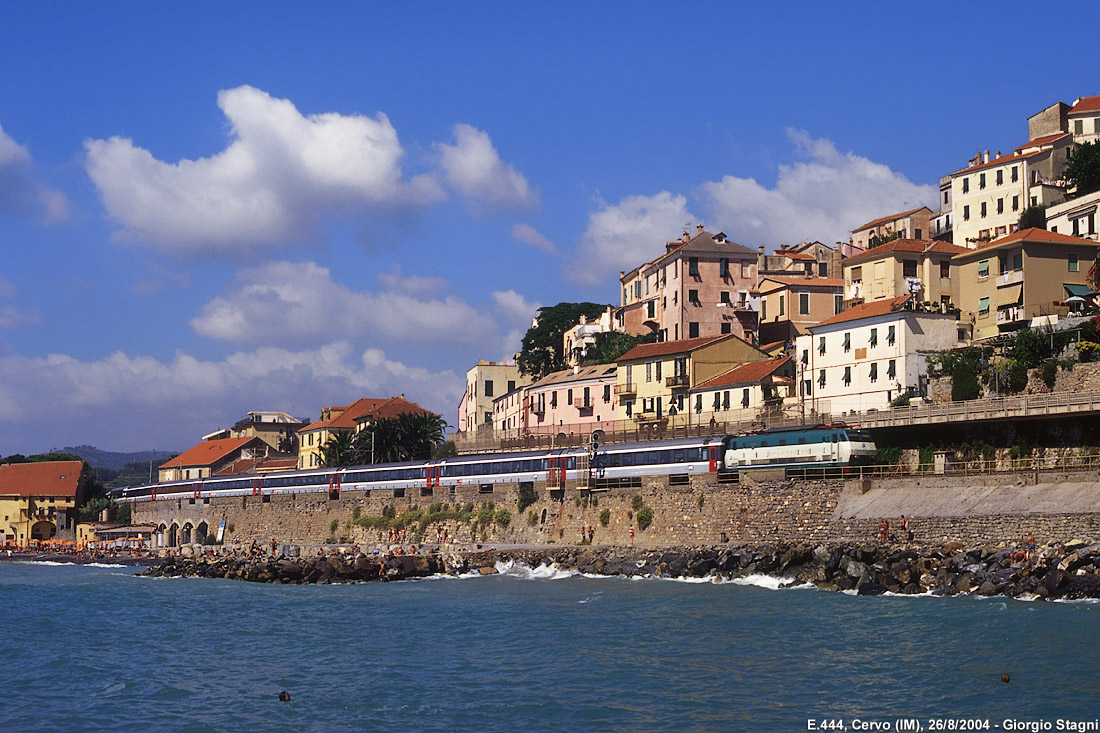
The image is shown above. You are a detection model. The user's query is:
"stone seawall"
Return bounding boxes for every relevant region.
[131,468,1100,550]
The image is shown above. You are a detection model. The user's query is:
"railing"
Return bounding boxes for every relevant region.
[851,388,1100,429]
[665,374,689,388]
[786,453,1100,480]
[997,269,1024,286]
[614,382,637,396]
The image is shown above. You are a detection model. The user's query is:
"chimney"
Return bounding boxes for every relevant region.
[100,509,109,522]
[995,151,1001,159]
[573,365,580,375]
[696,224,704,235]
[682,231,690,243]
[984,150,990,164]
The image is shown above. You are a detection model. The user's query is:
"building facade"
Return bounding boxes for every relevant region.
[851,206,933,251]
[562,308,616,367]
[757,241,842,280]
[843,239,967,308]
[1046,190,1100,242]
[297,396,429,469]
[687,356,796,418]
[504,363,618,436]
[0,461,85,546]
[617,226,759,343]
[757,276,844,347]
[952,228,1100,339]
[458,361,530,434]
[1068,95,1100,145]
[795,296,962,414]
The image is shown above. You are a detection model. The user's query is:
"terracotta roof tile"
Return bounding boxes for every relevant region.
[810,295,913,329]
[617,335,727,362]
[160,437,257,470]
[1070,95,1100,115]
[1015,132,1072,151]
[0,461,83,497]
[852,206,930,233]
[301,396,429,432]
[951,150,1040,176]
[693,357,793,390]
[759,276,844,290]
[843,239,967,266]
[958,227,1100,257]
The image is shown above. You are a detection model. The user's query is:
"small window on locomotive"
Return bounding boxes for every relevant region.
[798,438,806,444]
[567,457,576,469]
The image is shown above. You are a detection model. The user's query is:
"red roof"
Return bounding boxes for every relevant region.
[0,461,83,498]
[959,227,1100,256]
[300,396,429,433]
[693,357,793,390]
[852,206,930,233]
[780,251,816,261]
[617,335,727,362]
[758,340,787,353]
[1015,132,1071,152]
[1070,95,1100,115]
[160,436,257,470]
[952,150,1040,176]
[811,295,914,329]
[843,239,967,266]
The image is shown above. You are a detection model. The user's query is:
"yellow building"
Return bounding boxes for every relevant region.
[953,228,1100,339]
[0,460,84,547]
[843,239,967,308]
[615,334,768,425]
[297,396,429,469]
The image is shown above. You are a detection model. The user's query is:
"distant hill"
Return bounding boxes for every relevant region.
[61,445,176,472]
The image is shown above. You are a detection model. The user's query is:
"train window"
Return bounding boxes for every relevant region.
[621,452,634,466]
[761,441,768,447]
[798,438,806,444]
[832,434,838,443]
[673,449,685,463]
[567,457,576,469]
[779,439,787,446]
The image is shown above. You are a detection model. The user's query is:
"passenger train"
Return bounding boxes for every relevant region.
[112,425,877,505]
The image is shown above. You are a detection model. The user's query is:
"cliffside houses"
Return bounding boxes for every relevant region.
[0,460,84,546]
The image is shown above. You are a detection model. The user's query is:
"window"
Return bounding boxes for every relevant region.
[979,173,986,190]
[723,391,730,410]
[978,260,989,278]
[801,349,808,365]
[962,178,970,193]
[550,391,558,407]
[978,296,990,315]
[713,392,721,410]
[688,257,699,277]
[695,394,702,412]
[887,325,895,345]
[980,202,987,218]
[761,299,767,321]
[603,384,611,402]
[940,261,950,279]
[997,198,1003,215]
[1011,166,1018,183]
[819,262,828,277]
[870,362,878,382]
[888,359,896,379]
[688,322,699,338]
[851,266,862,281]
[1075,119,1085,135]
[484,379,494,397]
[843,332,851,352]
[779,295,785,316]
[625,399,633,417]
[1013,253,1023,271]
[720,258,729,278]
[819,336,826,355]
[843,366,851,386]
[645,363,652,382]
[1012,195,1019,212]
[903,259,917,277]
[834,295,844,315]
[689,289,699,304]
[869,328,878,347]
[720,322,731,334]
[741,389,750,408]
[996,169,1003,186]
[915,228,922,239]
[720,291,731,304]
[655,361,662,380]
[647,300,655,318]
[567,388,573,405]
[818,369,826,387]
[507,380,515,393]
[963,205,970,221]
[1070,253,1079,272]
[799,293,809,315]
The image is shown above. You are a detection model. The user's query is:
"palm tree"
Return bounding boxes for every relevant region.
[350,411,450,464]
[319,431,355,467]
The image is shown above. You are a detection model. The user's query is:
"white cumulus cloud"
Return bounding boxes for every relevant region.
[0,342,463,452]
[491,289,541,360]
[436,124,538,212]
[84,85,443,255]
[699,129,937,246]
[190,260,497,349]
[0,122,69,223]
[571,192,696,285]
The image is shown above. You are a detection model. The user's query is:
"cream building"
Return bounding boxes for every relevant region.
[458,361,531,434]
[562,308,616,367]
[0,461,84,546]
[851,206,933,251]
[1046,190,1100,242]
[687,356,796,417]
[843,239,967,308]
[757,276,844,347]
[1068,95,1100,145]
[795,296,963,414]
[952,228,1100,340]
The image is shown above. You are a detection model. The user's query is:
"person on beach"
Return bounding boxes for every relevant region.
[900,516,910,543]
[1026,532,1036,563]
[629,525,635,544]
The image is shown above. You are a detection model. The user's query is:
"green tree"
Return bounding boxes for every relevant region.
[927,347,984,401]
[868,229,903,248]
[351,411,448,464]
[1065,141,1100,197]
[580,330,659,365]
[319,431,356,467]
[1018,205,1046,230]
[517,302,607,378]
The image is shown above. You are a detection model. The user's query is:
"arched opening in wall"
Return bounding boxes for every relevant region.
[157,523,167,547]
[31,521,55,541]
[196,521,209,545]
[181,523,193,545]
[540,508,547,524]
[168,523,178,547]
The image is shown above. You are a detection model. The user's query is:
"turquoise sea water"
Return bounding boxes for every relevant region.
[3,560,1100,732]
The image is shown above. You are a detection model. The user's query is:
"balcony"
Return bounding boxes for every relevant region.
[997,269,1023,287]
[614,382,637,396]
[997,307,1024,324]
[575,399,592,410]
[665,374,689,389]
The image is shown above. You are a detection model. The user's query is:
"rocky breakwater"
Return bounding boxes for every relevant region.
[495,539,1100,600]
[141,552,464,584]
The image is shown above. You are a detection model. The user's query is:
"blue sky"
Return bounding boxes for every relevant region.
[1,2,1098,454]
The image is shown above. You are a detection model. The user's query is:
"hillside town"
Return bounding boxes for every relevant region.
[5,93,1100,552]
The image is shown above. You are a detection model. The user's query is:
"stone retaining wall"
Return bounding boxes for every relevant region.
[131,469,1100,550]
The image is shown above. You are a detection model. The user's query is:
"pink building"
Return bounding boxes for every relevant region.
[509,363,619,437]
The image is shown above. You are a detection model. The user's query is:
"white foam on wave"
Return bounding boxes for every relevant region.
[495,559,579,580]
[8,559,129,569]
[730,573,812,590]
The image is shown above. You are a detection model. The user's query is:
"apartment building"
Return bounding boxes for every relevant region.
[458,361,531,433]
[843,239,967,308]
[757,276,844,346]
[1068,95,1100,145]
[160,436,270,482]
[615,334,767,425]
[757,241,842,280]
[500,363,618,435]
[851,206,933,251]
[687,356,796,417]
[952,228,1100,339]
[298,396,429,469]
[795,295,962,414]
[562,307,615,367]
[617,226,759,343]
[0,461,84,546]
[1046,190,1100,241]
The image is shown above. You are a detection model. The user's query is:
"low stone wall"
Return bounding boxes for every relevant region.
[130,468,1100,551]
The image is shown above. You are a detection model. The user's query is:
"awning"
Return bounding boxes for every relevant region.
[997,284,1023,307]
[1065,283,1093,298]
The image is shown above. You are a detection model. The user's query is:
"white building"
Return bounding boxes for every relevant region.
[794,295,964,414]
[1046,189,1100,241]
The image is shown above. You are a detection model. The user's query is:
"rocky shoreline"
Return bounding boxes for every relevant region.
[136,539,1100,600]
